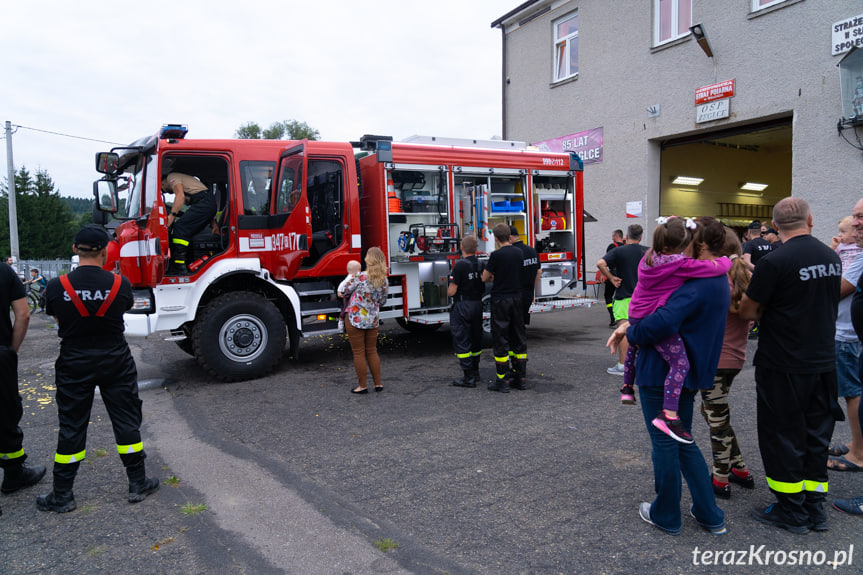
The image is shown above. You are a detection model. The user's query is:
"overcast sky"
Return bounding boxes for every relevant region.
[1,1,509,198]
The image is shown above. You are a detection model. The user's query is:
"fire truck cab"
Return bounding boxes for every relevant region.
[94,125,590,381]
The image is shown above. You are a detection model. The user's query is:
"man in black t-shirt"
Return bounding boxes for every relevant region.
[509,226,541,326]
[482,223,527,392]
[603,229,625,327]
[37,225,159,513]
[449,236,485,388]
[740,198,842,533]
[742,221,772,271]
[0,263,46,510]
[597,224,649,375]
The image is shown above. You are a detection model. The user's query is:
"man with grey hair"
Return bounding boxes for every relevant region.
[740,197,842,533]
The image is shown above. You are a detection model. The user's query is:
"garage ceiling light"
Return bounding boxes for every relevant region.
[672,176,704,186]
[739,182,768,191]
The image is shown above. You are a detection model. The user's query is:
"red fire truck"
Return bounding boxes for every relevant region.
[93,125,591,381]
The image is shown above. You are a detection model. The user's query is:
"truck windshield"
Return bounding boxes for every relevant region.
[115,152,158,219]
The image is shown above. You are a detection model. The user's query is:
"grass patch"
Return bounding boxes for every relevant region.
[374,537,400,553]
[87,546,104,557]
[93,448,109,457]
[180,502,208,516]
[164,475,181,487]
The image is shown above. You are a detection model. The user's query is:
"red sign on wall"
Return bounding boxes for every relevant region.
[695,80,735,105]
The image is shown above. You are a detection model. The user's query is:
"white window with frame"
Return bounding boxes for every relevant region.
[751,0,786,11]
[553,12,578,83]
[653,0,692,46]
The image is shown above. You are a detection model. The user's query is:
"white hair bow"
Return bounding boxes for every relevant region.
[655,216,670,225]
[684,218,697,229]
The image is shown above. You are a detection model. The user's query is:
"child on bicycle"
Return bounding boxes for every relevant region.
[24,269,47,312]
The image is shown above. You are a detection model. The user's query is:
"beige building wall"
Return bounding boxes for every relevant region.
[496,0,862,265]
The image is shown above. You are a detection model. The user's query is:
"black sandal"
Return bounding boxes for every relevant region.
[351,387,368,394]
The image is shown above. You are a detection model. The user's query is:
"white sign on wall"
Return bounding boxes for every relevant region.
[833,14,863,56]
[696,99,730,123]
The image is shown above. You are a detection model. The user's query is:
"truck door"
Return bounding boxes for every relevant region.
[116,155,167,286]
[264,143,312,279]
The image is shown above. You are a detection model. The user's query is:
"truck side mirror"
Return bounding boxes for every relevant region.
[95,152,120,175]
[94,179,119,214]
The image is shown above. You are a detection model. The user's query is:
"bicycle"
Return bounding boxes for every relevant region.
[26,286,45,313]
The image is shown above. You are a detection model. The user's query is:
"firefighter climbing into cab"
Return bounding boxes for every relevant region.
[161,168,217,275]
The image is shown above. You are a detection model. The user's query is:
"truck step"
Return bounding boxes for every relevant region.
[294,280,335,297]
[300,300,342,317]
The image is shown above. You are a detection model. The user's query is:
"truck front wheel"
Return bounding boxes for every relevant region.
[193,292,287,381]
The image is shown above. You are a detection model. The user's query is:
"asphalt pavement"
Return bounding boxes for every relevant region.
[2,304,862,574]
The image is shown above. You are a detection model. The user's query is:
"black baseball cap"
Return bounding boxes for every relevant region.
[509,225,519,236]
[747,221,761,230]
[74,225,110,252]
[765,227,778,235]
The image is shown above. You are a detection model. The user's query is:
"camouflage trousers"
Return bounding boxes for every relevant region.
[699,368,747,481]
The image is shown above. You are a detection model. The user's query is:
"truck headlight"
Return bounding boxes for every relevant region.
[129,288,155,314]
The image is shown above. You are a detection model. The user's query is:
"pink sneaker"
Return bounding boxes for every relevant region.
[651,412,693,444]
[620,384,636,405]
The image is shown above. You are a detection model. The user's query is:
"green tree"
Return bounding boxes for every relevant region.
[234,120,320,141]
[0,167,77,259]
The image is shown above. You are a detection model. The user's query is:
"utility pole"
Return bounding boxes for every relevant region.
[5,121,19,261]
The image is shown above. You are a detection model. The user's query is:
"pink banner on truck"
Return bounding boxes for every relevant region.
[533,127,603,164]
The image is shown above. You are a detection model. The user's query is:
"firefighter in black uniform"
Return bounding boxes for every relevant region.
[509,226,541,326]
[739,198,842,533]
[0,262,46,515]
[482,223,528,392]
[37,225,159,513]
[162,172,217,275]
[449,235,485,388]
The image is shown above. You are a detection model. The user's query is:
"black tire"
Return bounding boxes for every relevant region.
[192,292,287,382]
[26,292,40,313]
[481,293,493,348]
[395,317,443,333]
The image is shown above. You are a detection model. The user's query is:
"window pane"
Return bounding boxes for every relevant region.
[677,0,691,36]
[557,14,578,38]
[556,42,566,79]
[569,36,579,76]
[658,0,672,42]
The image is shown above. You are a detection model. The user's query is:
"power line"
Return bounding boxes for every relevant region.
[9,124,124,145]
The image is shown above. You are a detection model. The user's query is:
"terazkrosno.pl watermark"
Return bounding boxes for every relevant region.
[692,545,854,569]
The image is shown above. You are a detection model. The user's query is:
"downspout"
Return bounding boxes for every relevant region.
[500,26,508,140]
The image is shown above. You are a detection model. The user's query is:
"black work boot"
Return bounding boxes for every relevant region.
[36,490,77,513]
[129,477,160,503]
[804,492,829,532]
[510,358,528,390]
[168,244,190,275]
[127,463,159,503]
[471,355,482,384]
[452,370,477,388]
[1,462,47,494]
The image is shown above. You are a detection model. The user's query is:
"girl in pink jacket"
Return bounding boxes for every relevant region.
[621,217,731,444]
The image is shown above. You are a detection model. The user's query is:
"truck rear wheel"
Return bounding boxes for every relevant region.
[193,292,287,381]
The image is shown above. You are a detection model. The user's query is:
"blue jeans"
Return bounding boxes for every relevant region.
[836,340,862,398]
[639,385,724,534]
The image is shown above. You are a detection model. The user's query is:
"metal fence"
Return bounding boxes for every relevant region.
[9,259,76,283]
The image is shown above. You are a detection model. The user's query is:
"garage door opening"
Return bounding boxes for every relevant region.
[659,119,792,235]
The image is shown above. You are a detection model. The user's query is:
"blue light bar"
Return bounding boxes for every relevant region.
[160,124,188,140]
